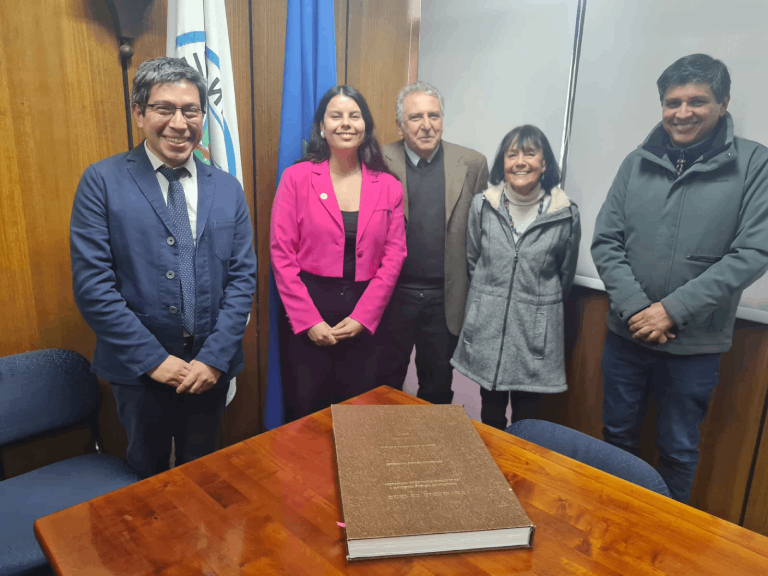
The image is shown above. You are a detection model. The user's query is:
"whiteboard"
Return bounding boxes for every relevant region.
[420,0,768,324]
[419,0,579,166]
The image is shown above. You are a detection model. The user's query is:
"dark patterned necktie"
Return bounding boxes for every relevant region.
[158,166,196,335]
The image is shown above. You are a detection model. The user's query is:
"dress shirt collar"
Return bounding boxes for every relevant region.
[144,141,198,179]
[404,140,441,167]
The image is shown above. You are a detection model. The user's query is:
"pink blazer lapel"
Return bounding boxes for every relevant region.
[311,161,343,232]
[357,164,381,243]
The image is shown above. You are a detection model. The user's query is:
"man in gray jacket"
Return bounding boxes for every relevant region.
[592,54,768,503]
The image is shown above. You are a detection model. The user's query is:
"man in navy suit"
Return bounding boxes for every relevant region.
[70,58,257,478]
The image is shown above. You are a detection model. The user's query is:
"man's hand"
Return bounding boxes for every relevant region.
[307,321,337,346]
[147,355,191,387]
[331,317,364,341]
[628,302,676,344]
[175,360,222,395]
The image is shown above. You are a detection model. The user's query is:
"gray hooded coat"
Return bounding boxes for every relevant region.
[451,184,580,393]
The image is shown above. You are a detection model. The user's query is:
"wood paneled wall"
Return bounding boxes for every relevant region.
[0,0,412,470]
[0,0,125,357]
[1,0,132,473]
[346,0,412,145]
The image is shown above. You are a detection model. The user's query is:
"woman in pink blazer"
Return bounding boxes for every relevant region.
[271,85,407,421]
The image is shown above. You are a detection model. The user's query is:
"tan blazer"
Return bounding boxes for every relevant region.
[382,140,488,335]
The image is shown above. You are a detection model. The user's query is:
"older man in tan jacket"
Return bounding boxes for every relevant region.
[377,81,488,404]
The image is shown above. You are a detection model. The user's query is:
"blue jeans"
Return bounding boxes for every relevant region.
[601,331,721,503]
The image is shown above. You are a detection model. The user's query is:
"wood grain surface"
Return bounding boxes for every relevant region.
[0,0,125,358]
[35,386,768,575]
[694,321,768,521]
[346,0,411,146]
[252,0,288,442]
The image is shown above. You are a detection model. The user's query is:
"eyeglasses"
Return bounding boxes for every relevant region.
[144,103,204,120]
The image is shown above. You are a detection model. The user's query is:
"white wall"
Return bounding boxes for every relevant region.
[419,0,578,165]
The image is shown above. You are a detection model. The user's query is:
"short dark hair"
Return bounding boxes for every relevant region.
[131,57,207,112]
[657,54,731,104]
[489,125,560,192]
[300,85,391,175]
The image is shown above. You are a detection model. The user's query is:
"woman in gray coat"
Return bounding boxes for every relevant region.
[451,125,580,429]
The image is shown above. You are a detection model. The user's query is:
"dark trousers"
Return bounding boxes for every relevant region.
[601,330,721,503]
[375,285,458,405]
[110,346,227,479]
[479,388,544,430]
[282,273,377,422]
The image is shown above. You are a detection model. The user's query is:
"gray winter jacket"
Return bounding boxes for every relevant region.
[451,184,581,393]
[592,114,768,354]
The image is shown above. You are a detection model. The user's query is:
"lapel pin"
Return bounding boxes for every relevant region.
[320,193,328,200]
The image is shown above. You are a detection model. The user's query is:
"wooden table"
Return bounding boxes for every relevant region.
[35,386,768,575]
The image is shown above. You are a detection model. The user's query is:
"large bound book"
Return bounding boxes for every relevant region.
[332,404,534,560]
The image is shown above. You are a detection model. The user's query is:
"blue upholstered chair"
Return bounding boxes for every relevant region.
[505,419,670,497]
[0,349,141,576]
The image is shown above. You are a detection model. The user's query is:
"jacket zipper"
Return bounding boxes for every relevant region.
[491,231,520,391]
[485,196,571,390]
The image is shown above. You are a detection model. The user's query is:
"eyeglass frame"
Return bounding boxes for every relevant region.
[143,103,205,121]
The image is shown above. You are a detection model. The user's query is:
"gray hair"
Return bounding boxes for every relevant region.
[395,81,444,127]
[131,57,207,111]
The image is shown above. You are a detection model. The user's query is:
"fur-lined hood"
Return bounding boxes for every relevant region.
[482,182,573,215]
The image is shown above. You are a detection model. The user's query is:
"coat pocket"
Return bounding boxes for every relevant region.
[366,208,393,248]
[530,311,547,359]
[461,297,481,347]
[686,254,722,264]
[213,219,236,261]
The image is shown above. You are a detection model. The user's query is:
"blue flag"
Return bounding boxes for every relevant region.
[264,0,337,430]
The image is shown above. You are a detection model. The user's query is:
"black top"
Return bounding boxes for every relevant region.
[341,210,358,280]
[398,144,446,288]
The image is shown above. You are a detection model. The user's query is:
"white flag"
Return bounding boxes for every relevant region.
[167,0,243,405]
[167,0,243,186]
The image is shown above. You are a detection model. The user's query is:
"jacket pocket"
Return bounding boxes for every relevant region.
[461,298,481,344]
[687,255,722,264]
[133,311,153,330]
[706,306,729,333]
[369,208,392,237]
[213,219,236,261]
[530,311,547,359]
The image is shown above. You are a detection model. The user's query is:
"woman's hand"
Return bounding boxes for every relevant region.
[307,321,338,346]
[331,317,364,341]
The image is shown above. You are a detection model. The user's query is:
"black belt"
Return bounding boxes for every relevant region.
[183,335,194,350]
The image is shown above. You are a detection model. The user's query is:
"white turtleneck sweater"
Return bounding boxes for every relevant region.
[501,183,550,242]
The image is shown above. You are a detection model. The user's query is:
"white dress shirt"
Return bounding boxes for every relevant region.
[404,140,441,167]
[144,142,199,244]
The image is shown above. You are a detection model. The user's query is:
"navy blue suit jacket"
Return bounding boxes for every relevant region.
[70,145,257,385]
